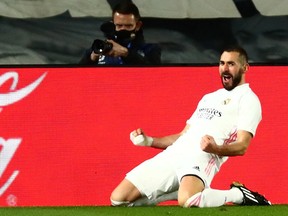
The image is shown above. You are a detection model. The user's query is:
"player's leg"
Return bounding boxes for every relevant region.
[178,175,244,208]
[176,157,271,207]
[111,152,178,206]
[110,178,142,206]
[110,179,178,207]
[132,190,178,206]
[189,182,271,207]
[111,176,178,207]
[179,179,270,207]
[185,187,244,208]
[178,175,205,207]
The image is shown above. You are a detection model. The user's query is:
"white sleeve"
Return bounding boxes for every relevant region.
[238,92,262,137]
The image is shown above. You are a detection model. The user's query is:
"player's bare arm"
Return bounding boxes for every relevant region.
[200,130,252,156]
[130,124,190,149]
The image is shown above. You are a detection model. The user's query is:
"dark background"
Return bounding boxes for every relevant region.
[0,0,287,65]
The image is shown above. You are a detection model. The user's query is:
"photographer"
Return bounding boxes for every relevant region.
[79,1,161,65]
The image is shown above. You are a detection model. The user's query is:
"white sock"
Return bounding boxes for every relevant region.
[184,188,243,208]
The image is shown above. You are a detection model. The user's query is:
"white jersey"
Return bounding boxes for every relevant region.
[165,83,262,171]
[126,83,262,199]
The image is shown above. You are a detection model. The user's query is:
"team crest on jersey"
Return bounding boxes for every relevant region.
[223,98,231,105]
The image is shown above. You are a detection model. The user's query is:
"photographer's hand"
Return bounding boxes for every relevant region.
[90,52,101,62]
[106,40,129,57]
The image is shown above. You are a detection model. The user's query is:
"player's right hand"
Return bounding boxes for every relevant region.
[130,129,153,147]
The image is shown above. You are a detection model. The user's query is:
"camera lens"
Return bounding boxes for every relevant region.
[92,39,113,54]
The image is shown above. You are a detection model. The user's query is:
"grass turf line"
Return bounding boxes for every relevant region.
[0,205,287,216]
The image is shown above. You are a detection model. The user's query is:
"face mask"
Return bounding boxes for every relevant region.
[115,29,136,45]
[100,21,137,45]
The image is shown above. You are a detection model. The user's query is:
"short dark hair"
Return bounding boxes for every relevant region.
[223,45,249,64]
[112,1,141,21]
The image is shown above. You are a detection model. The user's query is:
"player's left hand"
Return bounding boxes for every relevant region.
[200,135,218,154]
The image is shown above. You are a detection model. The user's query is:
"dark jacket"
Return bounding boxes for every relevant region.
[79,30,161,65]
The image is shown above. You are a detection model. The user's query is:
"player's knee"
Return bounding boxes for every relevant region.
[178,193,201,208]
[110,189,132,206]
[110,191,125,206]
[110,198,130,206]
[178,199,186,207]
[178,195,190,208]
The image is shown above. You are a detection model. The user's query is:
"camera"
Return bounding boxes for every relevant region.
[92,39,113,54]
[92,22,116,54]
[91,21,135,54]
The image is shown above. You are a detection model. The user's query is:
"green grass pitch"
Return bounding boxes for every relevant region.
[0,205,287,216]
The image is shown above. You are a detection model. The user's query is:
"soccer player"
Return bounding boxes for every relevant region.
[110,46,271,207]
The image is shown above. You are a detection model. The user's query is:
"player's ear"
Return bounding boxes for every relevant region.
[243,63,249,73]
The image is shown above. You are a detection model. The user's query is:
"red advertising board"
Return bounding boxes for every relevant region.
[0,66,287,206]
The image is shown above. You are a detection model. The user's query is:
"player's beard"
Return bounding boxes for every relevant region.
[221,69,244,91]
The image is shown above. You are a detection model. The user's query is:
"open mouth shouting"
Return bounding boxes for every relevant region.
[222,73,233,85]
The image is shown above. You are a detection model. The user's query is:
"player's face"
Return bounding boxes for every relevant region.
[219,51,246,91]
